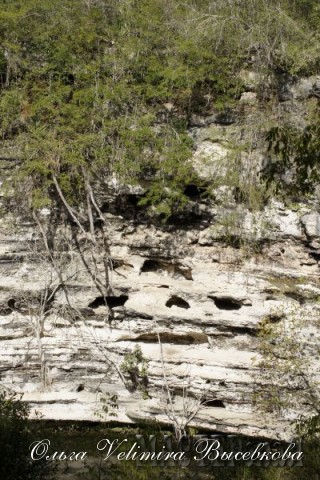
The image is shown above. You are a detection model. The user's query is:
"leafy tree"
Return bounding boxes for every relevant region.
[0,0,226,219]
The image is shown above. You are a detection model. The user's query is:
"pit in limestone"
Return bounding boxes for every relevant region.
[165,295,190,309]
[88,295,129,309]
[140,259,193,280]
[209,296,242,310]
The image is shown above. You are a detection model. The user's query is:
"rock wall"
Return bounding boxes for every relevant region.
[0,73,320,441]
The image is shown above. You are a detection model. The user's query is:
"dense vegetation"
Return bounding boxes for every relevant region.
[0,390,54,479]
[0,0,319,219]
[265,120,320,197]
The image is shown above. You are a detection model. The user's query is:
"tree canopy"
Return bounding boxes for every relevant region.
[0,0,318,216]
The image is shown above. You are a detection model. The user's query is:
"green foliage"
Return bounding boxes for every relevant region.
[120,345,149,397]
[0,389,54,480]
[264,119,320,196]
[252,299,320,477]
[0,0,232,216]
[94,393,119,420]
[0,0,317,217]
[254,303,311,414]
[254,299,320,456]
[183,0,320,76]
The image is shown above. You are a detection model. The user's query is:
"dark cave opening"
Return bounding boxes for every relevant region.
[141,259,161,273]
[165,295,190,309]
[183,183,207,199]
[209,296,242,310]
[202,398,226,408]
[88,295,129,309]
[140,259,193,280]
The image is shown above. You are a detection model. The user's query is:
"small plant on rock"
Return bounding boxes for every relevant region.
[120,345,149,397]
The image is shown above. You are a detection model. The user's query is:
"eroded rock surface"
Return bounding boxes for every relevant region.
[0,195,320,442]
[1,73,320,441]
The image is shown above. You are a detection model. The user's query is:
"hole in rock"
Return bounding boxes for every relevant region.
[76,384,85,392]
[135,332,207,344]
[167,211,204,226]
[126,194,141,206]
[100,202,109,213]
[309,251,320,262]
[202,399,226,408]
[228,326,256,336]
[100,193,147,219]
[165,296,190,309]
[141,259,160,273]
[183,184,207,199]
[209,296,242,310]
[94,219,104,229]
[7,298,16,309]
[141,259,193,280]
[88,295,129,309]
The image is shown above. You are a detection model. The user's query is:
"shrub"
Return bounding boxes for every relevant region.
[0,389,54,480]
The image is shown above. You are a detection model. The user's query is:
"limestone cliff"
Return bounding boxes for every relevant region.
[0,73,320,441]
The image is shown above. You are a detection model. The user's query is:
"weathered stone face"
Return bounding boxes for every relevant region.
[0,195,319,442]
[0,73,320,442]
